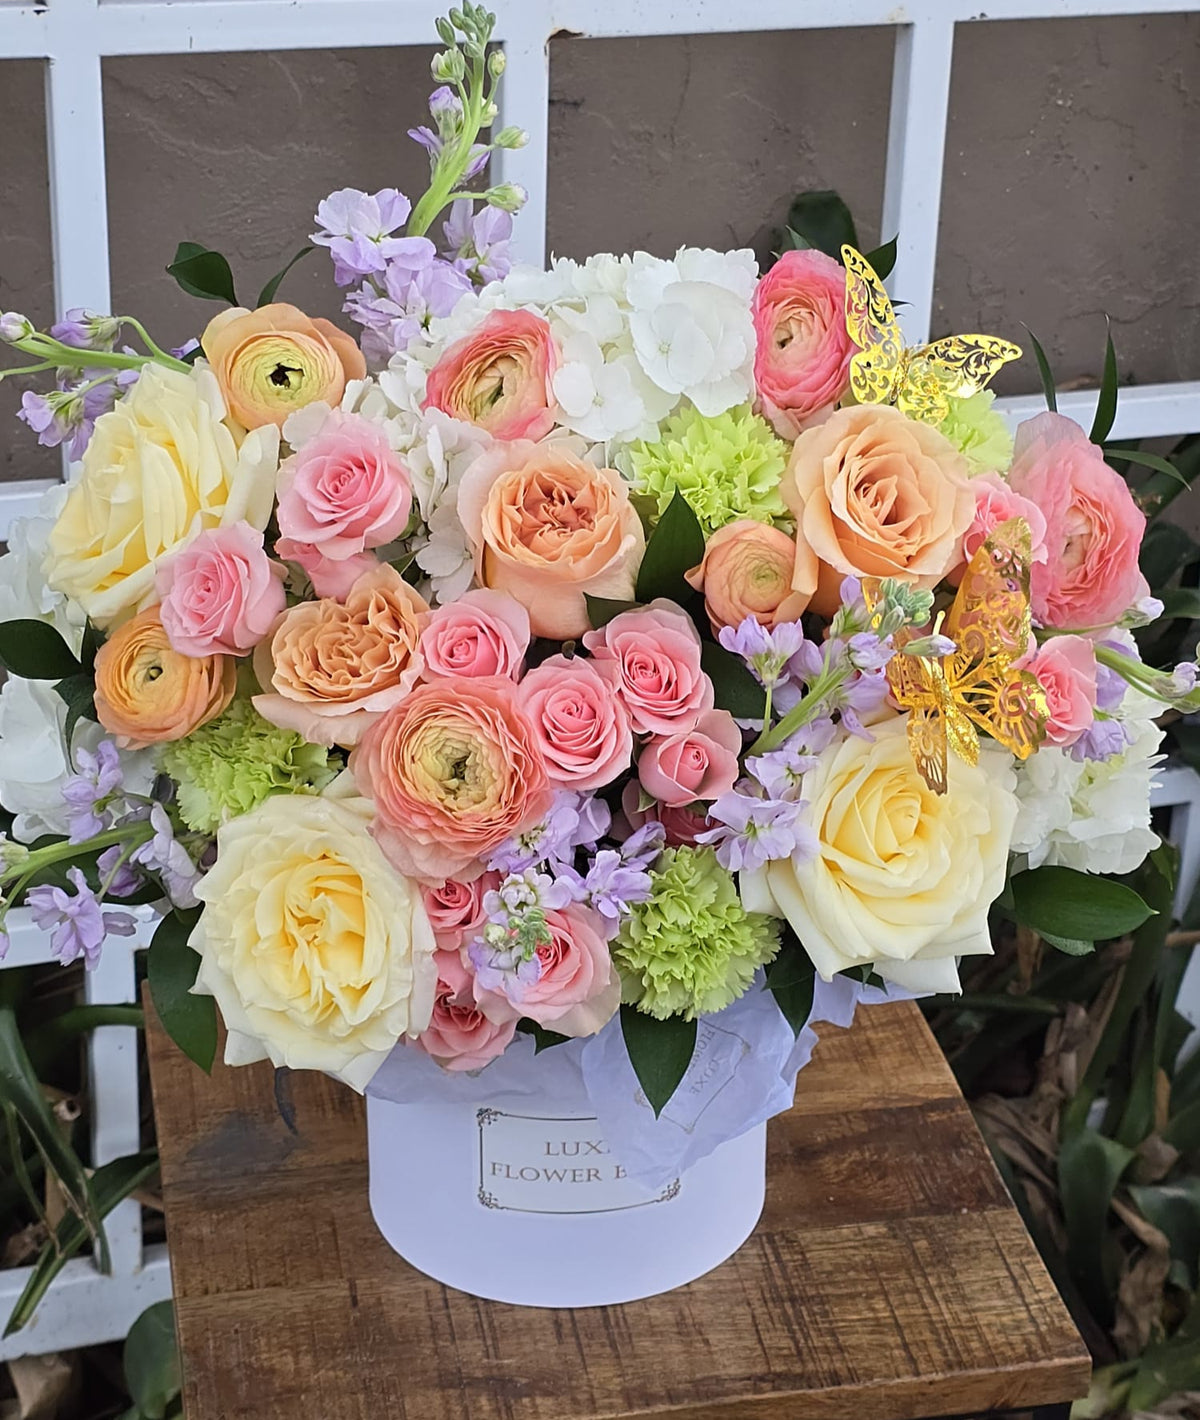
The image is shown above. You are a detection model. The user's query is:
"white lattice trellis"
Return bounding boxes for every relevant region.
[0,0,1197,1359]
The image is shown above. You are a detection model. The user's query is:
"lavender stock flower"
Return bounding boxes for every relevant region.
[27,867,136,970]
[443,201,513,283]
[312,188,418,286]
[699,788,816,873]
[130,805,199,909]
[50,308,121,351]
[62,740,123,842]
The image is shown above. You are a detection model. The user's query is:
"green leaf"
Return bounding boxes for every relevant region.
[1137,432,1200,519]
[26,1004,144,1080]
[166,243,239,306]
[1038,931,1095,957]
[123,1301,181,1420]
[4,1150,158,1336]
[0,619,83,679]
[1140,521,1200,590]
[786,190,859,261]
[1089,320,1119,445]
[147,908,216,1074]
[863,235,897,281]
[1157,586,1200,620]
[620,1006,696,1117]
[1023,327,1057,413]
[515,1019,570,1054]
[764,942,815,1037]
[1107,447,1187,486]
[700,641,767,720]
[256,245,314,308]
[583,595,638,629]
[1011,865,1153,942]
[54,671,97,747]
[1058,1126,1134,1324]
[1163,1099,1200,1154]
[0,1007,109,1273]
[634,490,705,604]
[1129,1179,1200,1290]
[780,227,809,253]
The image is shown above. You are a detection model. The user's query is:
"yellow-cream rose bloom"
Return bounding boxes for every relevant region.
[44,364,279,628]
[190,780,437,1090]
[742,715,1018,994]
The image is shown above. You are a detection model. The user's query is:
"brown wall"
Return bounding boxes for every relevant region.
[1,13,1198,484]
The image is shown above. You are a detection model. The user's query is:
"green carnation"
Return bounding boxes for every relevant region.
[161,700,336,833]
[938,390,1013,476]
[624,403,789,535]
[613,846,780,1020]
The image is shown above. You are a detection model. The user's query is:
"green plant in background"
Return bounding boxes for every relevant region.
[120,1301,182,1420]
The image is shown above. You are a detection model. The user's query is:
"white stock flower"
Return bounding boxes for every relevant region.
[0,484,87,654]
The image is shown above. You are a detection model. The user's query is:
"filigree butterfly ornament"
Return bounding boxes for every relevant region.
[841,243,1023,424]
[866,517,1049,795]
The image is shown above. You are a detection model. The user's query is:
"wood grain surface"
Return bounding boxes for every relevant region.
[145,996,1091,1420]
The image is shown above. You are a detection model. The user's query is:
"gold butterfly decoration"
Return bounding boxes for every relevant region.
[841,243,1023,424]
[865,518,1049,795]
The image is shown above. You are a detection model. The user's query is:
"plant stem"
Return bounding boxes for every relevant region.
[750,667,845,756]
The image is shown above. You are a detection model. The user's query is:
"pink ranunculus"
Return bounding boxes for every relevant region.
[516,654,633,792]
[414,950,519,1072]
[423,308,559,442]
[483,904,619,1040]
[637,709,743,807]
[582,600,714,737]
[419,589,530,682]
[620,781,712,846]
[1021,635,1098,748]
[421,872,500,951]
[275,409,413,585]
[752,248,855,439]
[1007,411,1149,629]
[156,521,286,657]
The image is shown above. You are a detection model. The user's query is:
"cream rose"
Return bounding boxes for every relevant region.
[44,365,279,627]
[743,715,1018,994]
[191,782,437,1091]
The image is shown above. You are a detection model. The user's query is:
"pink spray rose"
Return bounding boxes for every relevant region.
[421,872,500,951]
[751,248,855,438]
[1020,635,1098,747]
[414,950,518,1072]
[959,472,1049,570]
[620,782,713,847]
[275,410,413,599]
[638,709,743,808]
[582,600,714,737]
[156,521,286,657]
[419,589,530,682]
[1007,412,1148,629]
[423,308,559,442]
[516,654,633,791]
[481,904,619,1040]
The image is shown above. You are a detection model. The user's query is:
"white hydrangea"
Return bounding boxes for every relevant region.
[1010,690,1165,876]
[0,483,88,654]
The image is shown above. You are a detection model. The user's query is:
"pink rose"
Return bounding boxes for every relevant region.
[419,589,530,682]
[516,654,633,791]
[275,410,413,594]
[1021,635,1097,747]
[582,601,714,736]
[421,872,500,951]
[638,710,742,808]
[752,248,855,438]
[423,309,559,442]
[482,904,619,1039]
[156,521,286,657]
[620,781,712,846]
[414,950,518,1072]
[948,473,1049,585]
[1007,412,1149,629]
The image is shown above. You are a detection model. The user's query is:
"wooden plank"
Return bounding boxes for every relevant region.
[146,996,1091,1420]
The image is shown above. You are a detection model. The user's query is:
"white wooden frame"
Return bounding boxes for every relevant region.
[0,0,1197,1359]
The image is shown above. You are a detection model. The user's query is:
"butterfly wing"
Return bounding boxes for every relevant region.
[906,707,949,797]
[875,615,955,796]
[841,244,903,408]
[920,334,1023,397]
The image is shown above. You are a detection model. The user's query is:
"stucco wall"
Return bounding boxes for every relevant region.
[1,13,1197,483]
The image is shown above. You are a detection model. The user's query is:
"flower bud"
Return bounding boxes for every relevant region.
[488,49,507,78]
[494,124,527,149]
[435,15,456,43]
[484,183,527,213]
[0,312,33,343]
[431,47,466,83]
[902,632,958,661]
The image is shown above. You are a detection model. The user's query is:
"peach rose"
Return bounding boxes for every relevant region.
[202,302,366,431]
[94,606,235,749]
[414,949,519,1072]
[457,441,644,638]
[1020,635,1097,747]
[1007,412,1149,629]
[351,677,553,881]
[252,563,427,747]
[517,653,633,791]
[638,709,742,807]
[418,589,530,682]
[782,404,974,617]
[423,308,559,441]
[685,518,808,633]
[582,601,713,736]
[752,248,855,438]
[421,873,500,951]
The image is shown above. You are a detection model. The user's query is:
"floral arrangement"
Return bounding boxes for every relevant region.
[0,2,1194,1129]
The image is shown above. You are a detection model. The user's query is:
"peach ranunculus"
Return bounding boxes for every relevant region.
[1006,411,1149,630]
[457,441,644,638]
[782,403,974,617]
[413,949,518,1072]
[351,677,553,882]
[751,248,855,438]
[202,302,366,431]
[252,563,427,748]
[684,518,808,634]
[94,606,235,749]
[423,308,559,441]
